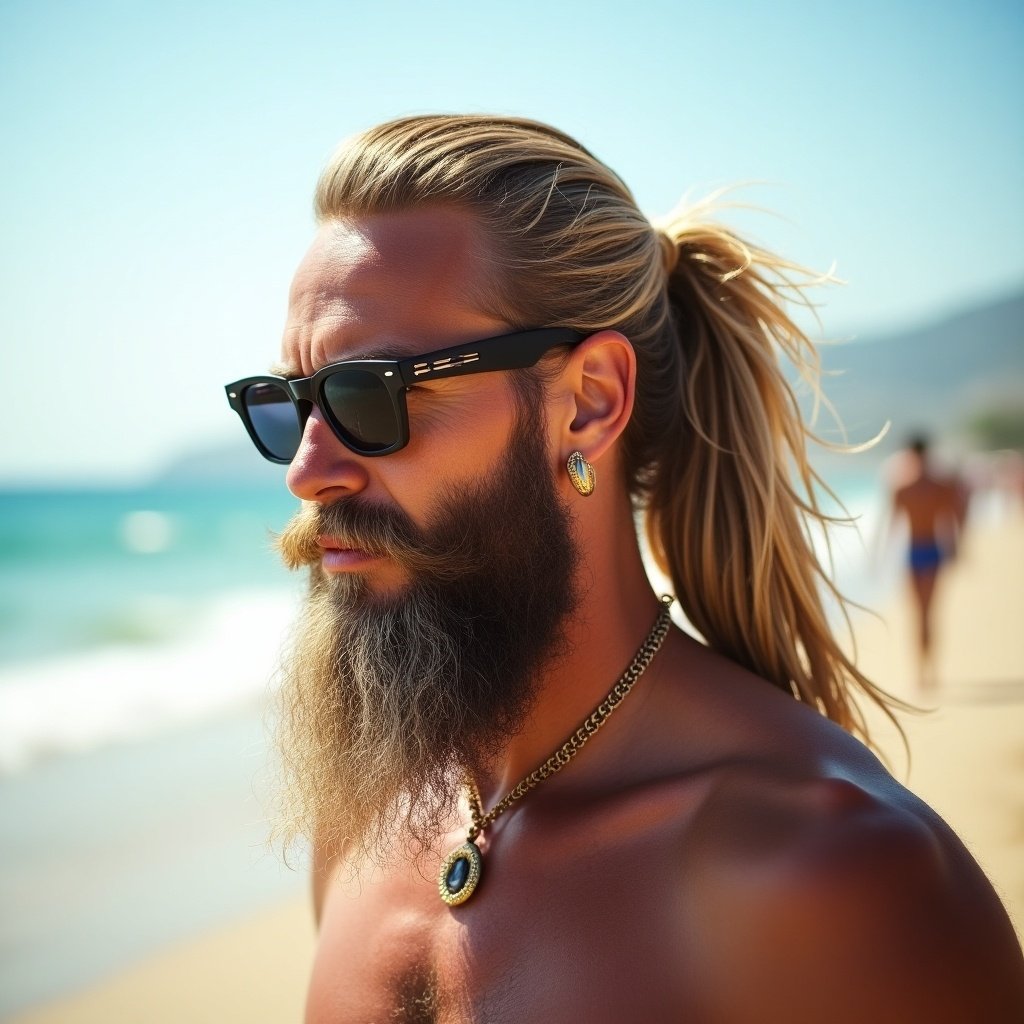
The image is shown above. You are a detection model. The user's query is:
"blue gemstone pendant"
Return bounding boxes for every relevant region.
[438,840,483,906]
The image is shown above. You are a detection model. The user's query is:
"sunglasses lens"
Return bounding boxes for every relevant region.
[242,383,301,461]
[322,370,401,453]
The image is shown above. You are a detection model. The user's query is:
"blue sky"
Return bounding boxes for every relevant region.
[2,0,1022,484]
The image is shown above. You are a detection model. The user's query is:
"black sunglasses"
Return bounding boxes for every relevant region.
[225,327,585,463]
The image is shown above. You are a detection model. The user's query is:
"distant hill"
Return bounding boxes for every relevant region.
[805,288,1024,467]
[156,439,289,487]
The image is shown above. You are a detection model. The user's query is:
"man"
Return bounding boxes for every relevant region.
[890,435,968,691]
[226,115,1023,1021]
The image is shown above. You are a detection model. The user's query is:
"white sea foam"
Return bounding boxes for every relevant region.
[0,587,302,775]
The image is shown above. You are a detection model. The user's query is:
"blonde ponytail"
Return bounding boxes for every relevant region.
[645,201,893,736]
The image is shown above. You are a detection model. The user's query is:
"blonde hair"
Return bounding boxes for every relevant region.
[314,114,896,743]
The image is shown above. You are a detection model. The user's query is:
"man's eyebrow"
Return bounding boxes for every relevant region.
[348,348,406,361]
[268,350,411,378]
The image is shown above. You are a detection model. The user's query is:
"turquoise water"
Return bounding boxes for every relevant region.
[0,485,299,665]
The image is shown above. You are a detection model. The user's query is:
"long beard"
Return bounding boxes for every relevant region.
[272,403,580,869]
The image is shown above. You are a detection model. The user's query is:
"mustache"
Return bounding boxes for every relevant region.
[275,499,481,580]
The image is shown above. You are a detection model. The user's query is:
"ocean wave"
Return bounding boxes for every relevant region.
[0,588,302,775]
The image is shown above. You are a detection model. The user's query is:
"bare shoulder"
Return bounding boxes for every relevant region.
[608,637,1024,1019]
[682,767,1024,1022]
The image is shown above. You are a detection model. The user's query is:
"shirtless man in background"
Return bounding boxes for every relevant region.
[225,115,1023,1021]
[891,435,968,690]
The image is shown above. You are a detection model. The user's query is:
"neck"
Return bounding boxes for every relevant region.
[472,503,666,811]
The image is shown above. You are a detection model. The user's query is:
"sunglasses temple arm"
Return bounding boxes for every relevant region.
[396,329,583,386]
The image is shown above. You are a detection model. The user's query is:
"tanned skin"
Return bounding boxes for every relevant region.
[280,208,1024,1023]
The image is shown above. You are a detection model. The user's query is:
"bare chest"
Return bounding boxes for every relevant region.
[306,820,701,1023]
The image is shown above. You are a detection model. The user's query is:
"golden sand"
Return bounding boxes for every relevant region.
[851,511,1024,938]
[11,900,315,1024]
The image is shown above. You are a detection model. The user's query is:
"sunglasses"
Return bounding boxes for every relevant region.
[225,327,585,463]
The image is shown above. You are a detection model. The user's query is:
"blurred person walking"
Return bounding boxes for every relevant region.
[890,435,968,691]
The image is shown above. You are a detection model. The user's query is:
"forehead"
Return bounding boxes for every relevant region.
[282,206,503,373]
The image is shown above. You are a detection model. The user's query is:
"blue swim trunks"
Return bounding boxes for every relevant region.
[909,542,944,573]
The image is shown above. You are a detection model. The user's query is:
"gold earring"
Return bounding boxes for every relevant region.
[567,451,596,497]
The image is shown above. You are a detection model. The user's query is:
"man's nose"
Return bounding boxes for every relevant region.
[285,408,371,503]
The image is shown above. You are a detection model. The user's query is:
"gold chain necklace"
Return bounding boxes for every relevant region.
[438,595,674,906]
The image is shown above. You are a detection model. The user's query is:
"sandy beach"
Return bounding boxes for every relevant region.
[850,508,1024,939]
[11,511,1023,1023]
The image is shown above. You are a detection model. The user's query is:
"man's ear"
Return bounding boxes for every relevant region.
[557,330,636,463]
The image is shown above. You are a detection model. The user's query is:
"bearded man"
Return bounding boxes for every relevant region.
[226,115,1024,1022]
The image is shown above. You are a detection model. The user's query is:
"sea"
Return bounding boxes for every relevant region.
[0,485,304,774]
[0,484,308,1016]
[0,473,894,1014]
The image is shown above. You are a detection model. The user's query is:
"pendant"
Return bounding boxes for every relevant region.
[438,840,482,906]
